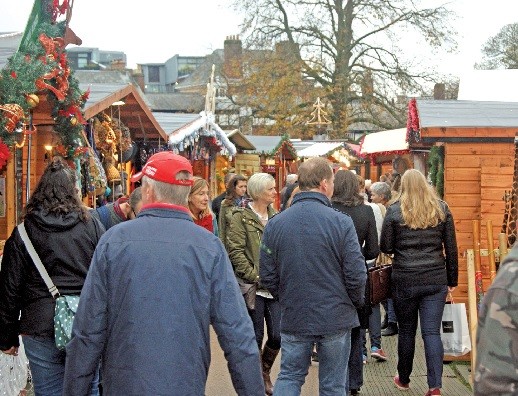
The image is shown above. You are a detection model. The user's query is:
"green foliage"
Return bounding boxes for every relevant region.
[0,19,86,154]
[428,145,444,198]
[475,23,518,70]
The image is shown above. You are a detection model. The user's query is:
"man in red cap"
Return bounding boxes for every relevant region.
[63,152,264,395]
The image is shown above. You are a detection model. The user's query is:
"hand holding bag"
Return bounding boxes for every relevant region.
[18,223,78,350]
[440,294,472,356]
[236,277,258,310]
[368,263,392,305]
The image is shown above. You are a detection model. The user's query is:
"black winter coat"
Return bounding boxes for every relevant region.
[380,200,458,288]
[0,210,104,350]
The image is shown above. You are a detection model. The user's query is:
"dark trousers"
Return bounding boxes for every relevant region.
[249,294,281,350]
[346,326,364,390]
[393,283,448,389]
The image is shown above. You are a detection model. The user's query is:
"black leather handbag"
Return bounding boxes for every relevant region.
[368,264,392,305]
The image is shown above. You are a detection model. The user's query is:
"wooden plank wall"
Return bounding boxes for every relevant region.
[444,142,514,304]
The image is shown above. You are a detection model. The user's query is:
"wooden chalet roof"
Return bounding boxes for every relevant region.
[80,82,167,141]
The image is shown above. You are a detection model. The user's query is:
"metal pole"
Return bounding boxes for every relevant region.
[25,113,32,202]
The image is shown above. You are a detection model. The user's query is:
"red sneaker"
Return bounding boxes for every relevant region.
[370,347,387,361]
[393,376,410,391]
[425,389,441,396]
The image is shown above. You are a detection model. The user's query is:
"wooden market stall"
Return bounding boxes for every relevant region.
[411,99,518,305]
[80,82,168,201]
[359,128,413,181]
[243,134,298,209]
[166,112,237,196]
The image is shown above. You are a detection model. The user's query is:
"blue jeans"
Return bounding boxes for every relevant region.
[382,298,397,323]
[274,330,351,396]
[250,295,281,350]
[361,302,382,355]
[22,335,99,396]
[392,284,448,389]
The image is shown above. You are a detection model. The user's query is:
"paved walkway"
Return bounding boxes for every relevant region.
[206,328,473,395]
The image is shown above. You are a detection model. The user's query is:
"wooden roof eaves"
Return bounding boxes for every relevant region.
[83,84,133,120]
[83,84,168,141]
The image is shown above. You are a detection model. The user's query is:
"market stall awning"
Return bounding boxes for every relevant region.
[167,111,237,156]
[297,142,344,158]
[360,128,408,156]
[226,129,256,151]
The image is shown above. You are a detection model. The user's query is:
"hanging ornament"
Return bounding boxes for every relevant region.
[0,104,25,133]
[70,116,77,126]
[25,93,40,109]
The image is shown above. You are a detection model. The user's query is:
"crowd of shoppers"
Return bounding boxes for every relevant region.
[0,152,464,396]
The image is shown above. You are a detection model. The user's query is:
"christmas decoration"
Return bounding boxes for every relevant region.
[25,93,40,108]
[0,104,25,133]
[406,98,420,143]
[0,1,88,158]
[0,141,11,168]
[428,145,444,198]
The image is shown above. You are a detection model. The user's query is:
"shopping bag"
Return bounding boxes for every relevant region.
[0,336,29,396]
[440,301,472,356]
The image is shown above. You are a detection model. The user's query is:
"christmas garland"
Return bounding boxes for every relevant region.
[428,145,444,198]
[270,133,297,158]
[406,98,420,143]
[0,1,88,164]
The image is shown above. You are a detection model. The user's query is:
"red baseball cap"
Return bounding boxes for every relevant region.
[130,151,193,186]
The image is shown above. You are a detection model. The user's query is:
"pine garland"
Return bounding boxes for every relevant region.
[0,13,87,159]
[428,145,444,198]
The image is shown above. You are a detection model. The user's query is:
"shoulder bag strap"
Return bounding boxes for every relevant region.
[17,223,60,298]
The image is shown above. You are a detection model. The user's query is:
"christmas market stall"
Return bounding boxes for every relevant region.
[359,127,412,182]
[0,0,92,239]
[81,82,168,200]
[166,111,237,196]
[297,141,365,174]
[410,98,518,306]
[243,134,298,208]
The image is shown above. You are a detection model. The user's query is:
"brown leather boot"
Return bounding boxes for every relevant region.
[261,345,280,395]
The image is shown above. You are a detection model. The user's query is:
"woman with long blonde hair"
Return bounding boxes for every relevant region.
[188,177,217,234]
[380,169,458,396]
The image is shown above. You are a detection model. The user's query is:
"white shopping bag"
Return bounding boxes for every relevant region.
[0,336,29,396]
[440,302,472,356]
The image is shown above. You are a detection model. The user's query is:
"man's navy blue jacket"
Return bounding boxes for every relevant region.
[260,192,367,336]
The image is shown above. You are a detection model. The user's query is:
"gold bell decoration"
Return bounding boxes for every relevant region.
[25,93,40,109]
[70,116,77,126]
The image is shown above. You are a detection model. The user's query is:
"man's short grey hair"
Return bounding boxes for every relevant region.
[143,173,191,205]
[286,174,298,184]
[247,173,275,201]
[370,181,392,202]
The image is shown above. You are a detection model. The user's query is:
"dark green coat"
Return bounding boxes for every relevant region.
[227,205,276,283]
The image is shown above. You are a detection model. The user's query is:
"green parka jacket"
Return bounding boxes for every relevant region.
[227,205,277,284]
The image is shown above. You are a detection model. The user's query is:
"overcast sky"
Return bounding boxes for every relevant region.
[2,0,517,77]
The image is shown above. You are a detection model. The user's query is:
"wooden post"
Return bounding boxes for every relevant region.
[486,220,497,282]
[473,220,484,309]
[466,249,477,384]
[499,233,508,263]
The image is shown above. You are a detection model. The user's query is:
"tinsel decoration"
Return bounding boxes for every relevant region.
[406,98,420,143]
[428,145,444,198]
[0,141,11,168]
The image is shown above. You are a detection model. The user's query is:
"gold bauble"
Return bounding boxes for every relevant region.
[25,94,40,109]
[70,116,77,126]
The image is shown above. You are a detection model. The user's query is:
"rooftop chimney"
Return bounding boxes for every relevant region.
[224,35,242,79]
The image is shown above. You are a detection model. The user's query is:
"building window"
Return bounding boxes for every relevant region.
[78,53,88,69]
[148,66,160,83]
